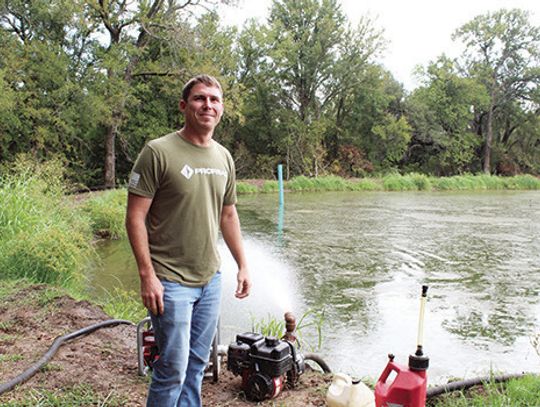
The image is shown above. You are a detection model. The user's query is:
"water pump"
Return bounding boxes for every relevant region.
[227,313,306,401]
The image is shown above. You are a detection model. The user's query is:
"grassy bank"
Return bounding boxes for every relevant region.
[237,173,540,193]
[0,159,94,288]
[0,159,143,321]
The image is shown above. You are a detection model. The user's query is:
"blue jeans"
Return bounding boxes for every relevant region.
[146,272,222,407]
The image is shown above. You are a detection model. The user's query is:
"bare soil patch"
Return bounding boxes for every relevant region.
[0,285,330,406]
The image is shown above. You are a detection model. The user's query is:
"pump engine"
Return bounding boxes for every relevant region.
[227,332,305,401]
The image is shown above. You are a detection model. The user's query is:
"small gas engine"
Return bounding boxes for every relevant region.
[227,332,305,401]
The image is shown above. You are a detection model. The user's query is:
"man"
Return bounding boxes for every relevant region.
[126,74,250,407]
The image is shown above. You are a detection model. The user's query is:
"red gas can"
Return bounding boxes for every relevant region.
[374,354,427,407]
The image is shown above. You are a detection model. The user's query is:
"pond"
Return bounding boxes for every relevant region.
[89,190,540,383]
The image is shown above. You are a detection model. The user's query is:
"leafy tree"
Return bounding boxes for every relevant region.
[335,65,407,173]
[406,57,488,175]
[238,0,385,177]
[453,8,540,173]
[0,0,103,179]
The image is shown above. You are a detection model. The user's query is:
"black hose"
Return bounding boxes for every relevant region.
[304,352,332,373]
[0,319,134,396]
[426,372,528,398]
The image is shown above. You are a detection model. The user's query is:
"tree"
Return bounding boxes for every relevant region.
[453,8,540,173]
[405,57,488,175]
[242,0,385,176]
[0,0,103,173]
[85,0,236,187]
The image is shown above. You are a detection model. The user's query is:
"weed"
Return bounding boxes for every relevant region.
[99,286,146,322]
[81,189,128,239]
[0,353,24,362]
[1,384,127,406]
[251,308,325,352]
[0,321,15,331]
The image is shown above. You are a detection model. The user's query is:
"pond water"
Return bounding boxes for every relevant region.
[89,191,540,383]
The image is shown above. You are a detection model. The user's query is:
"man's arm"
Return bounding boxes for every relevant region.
[220,204,251,298]
[125,192,164,315]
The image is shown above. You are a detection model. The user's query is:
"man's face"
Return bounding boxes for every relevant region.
[179,83,224,132]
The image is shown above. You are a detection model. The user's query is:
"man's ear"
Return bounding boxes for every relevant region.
[179,99,186,113]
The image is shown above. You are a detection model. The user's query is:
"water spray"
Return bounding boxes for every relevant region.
[374,285,430,407]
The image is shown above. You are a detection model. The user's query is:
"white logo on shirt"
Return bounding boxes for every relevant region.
[181,164,227,179]
[181,165,194,179]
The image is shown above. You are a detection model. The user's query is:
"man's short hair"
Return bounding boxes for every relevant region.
[182,75,223,101]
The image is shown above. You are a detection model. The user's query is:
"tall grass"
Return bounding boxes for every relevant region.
[236,174,539,194]
[236,181,259,194]
[0,158,94,287]
[288,175,349,191]
[429,375,540,407]
[81,189,128,239]
[99,285,147,322]
[251,309,325,352]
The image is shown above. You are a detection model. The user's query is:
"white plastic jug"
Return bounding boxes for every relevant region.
[326,373,375,407]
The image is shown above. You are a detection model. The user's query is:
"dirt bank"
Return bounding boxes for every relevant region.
[0,284,330,406]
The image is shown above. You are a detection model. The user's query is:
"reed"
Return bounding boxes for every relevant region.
[288,175,349,191]
[82,189,128,239]
[236,181,259,194]
[261,180,280,193]
[347,178,381,191]
[0,159,94,288]
[382,174,418,191]
[237,174,539,194]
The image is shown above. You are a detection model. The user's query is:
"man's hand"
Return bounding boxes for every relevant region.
[235,268,251,299]
[140,272,164,315]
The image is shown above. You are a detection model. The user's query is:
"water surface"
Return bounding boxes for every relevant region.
[90,191,540,382]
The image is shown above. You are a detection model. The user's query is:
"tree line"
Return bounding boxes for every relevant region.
[1,0,539,188]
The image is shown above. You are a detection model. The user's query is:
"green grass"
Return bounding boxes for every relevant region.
[348,178,381,191]
[81,189,128,239]
[0,353,24,362]
[261,180,280,193]
[383,174,418,191]
[251,308,325,352]
[99,286,147,322]
[429,375,540,407]
[0,158,94,288]
[0,384,128,406]
[288,175,349,191]
[236,174,540,194]
[236,181,259,194]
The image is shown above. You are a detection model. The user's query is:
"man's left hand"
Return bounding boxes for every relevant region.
[235,268,251,298]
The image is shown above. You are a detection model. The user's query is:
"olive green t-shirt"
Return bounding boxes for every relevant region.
[128,132,237,286]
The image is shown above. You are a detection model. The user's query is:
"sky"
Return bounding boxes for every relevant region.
[219,0,540,91]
